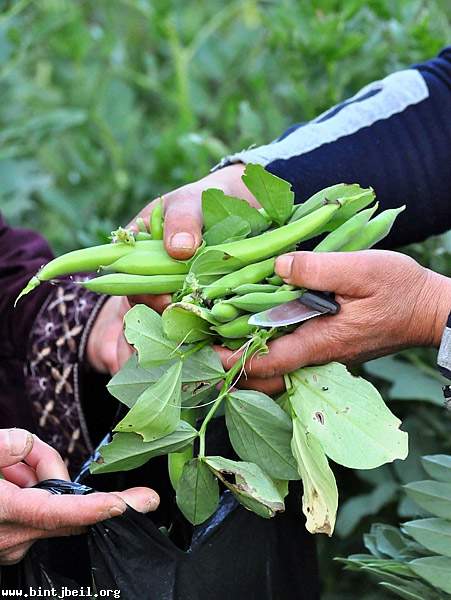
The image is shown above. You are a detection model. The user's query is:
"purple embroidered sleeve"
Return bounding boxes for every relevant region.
[0,215,111,475]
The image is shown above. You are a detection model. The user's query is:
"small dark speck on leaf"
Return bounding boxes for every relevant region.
[322,386,328,391]
[314,411,325,425]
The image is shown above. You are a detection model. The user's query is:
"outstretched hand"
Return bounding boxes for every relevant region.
[0,429,159,565]
[217,250,451,395]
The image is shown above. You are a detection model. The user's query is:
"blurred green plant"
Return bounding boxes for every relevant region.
[339,454,451,599]
[0,1,449,598]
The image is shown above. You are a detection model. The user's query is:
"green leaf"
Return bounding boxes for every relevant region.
[162,303,214,344]
[189,248,245,284]
[404,481,451,519]
[225,390,299,480]
[202,188,268,235]
[365,356,445,406]
[181,345,224,382]
[421,455,451,483]
[379,581,435,600]
[291,417,338,536]
[124,305,178,367]
[114,361,182,441]
[242,163,294,226]
[403,518,451,558]
[90,421,198,474]
[289,362,408,469]
[203,215,251,246]
[372,524,411,559]
[205,456,285,518]
[107,348,224,409]
[176,458,219,525]
[409,556,451,594]
[107,354,169,408]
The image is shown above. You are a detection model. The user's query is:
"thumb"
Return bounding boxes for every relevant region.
[163,196,203,260]
[275,250,382,296]
[0,429,34,468]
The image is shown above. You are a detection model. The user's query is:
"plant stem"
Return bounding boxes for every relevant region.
[181,339,209,360]
[198,336,264,457]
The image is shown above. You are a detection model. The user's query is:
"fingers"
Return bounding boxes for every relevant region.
[163,195,203,260]
[24,435,70,482]
[0,483,128,529]
[128,294,172,313]
[111,487,160,513]
[0,541,33,566]
[275,250,389,296]
[1,462,39,488]
[238,376,285,395]
[0,429,34,468]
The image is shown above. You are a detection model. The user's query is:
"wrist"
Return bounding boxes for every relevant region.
[414,269,451,348]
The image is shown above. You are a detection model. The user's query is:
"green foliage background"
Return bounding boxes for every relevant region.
[0,1,450,597]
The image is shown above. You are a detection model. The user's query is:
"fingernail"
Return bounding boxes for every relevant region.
[108,504,126,518]
[8,429,32,456]
[170,232,195,250]
[276,255,293,279]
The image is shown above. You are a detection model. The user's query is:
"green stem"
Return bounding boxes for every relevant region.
[181,339,209,360]
[198,336,264,456]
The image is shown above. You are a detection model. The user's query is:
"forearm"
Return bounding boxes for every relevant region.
[218,47,451,248]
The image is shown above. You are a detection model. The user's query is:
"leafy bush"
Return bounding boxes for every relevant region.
[339,454,451,599]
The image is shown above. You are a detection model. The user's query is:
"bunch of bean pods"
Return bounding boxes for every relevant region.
[17,172,404,350]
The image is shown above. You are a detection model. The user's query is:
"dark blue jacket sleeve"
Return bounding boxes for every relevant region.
[218,47,451,249]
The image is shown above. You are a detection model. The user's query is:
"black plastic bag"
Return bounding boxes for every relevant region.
[1,478,319,599]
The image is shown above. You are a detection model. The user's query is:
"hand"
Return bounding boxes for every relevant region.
[86,296,133,374]
[128,163,258,312]
[217,250,451,395]
[0,428,159,565]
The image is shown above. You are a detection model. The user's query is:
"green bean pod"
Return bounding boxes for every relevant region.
[266,275,283,286]
[209,202,340,265]
[81,273,185,295]
[232,283,279,295]
[202,258,275,301]
[211,303,242,323]
[289,184,372,223]
[314,204,378,252]
[213,315,257,339]
[104,250,189,276]
[339,206,405,251]
[134,232,153,241]
[151,198,164,240]
[223,290,303,313]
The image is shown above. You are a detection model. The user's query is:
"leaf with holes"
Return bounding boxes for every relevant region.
[205,456,285,518]
[289,362,408,469]
[291,417,338,536]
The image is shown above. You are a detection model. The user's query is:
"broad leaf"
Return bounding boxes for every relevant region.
[202,188,268,235]
[189,248,245,283]
[421,455,451,483]
[225,390,299,480]
[409,557,451,594]
[182,345,224,382]
[404,480,451,519]
[205,456,285,518]
[242,163,294,226]
[91,421,198,474]
[203,215,251,246]
[372,524,411,559]
[114,361,182,441]
[289,362,408,469]
[176,458,219,525]
[403,518,451,558]
[162,303,214,344]
[107,354,169,408]
[107,347,224,409]
[291,417,338,536]
[124,304,178,367]
[365,356,444,406]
